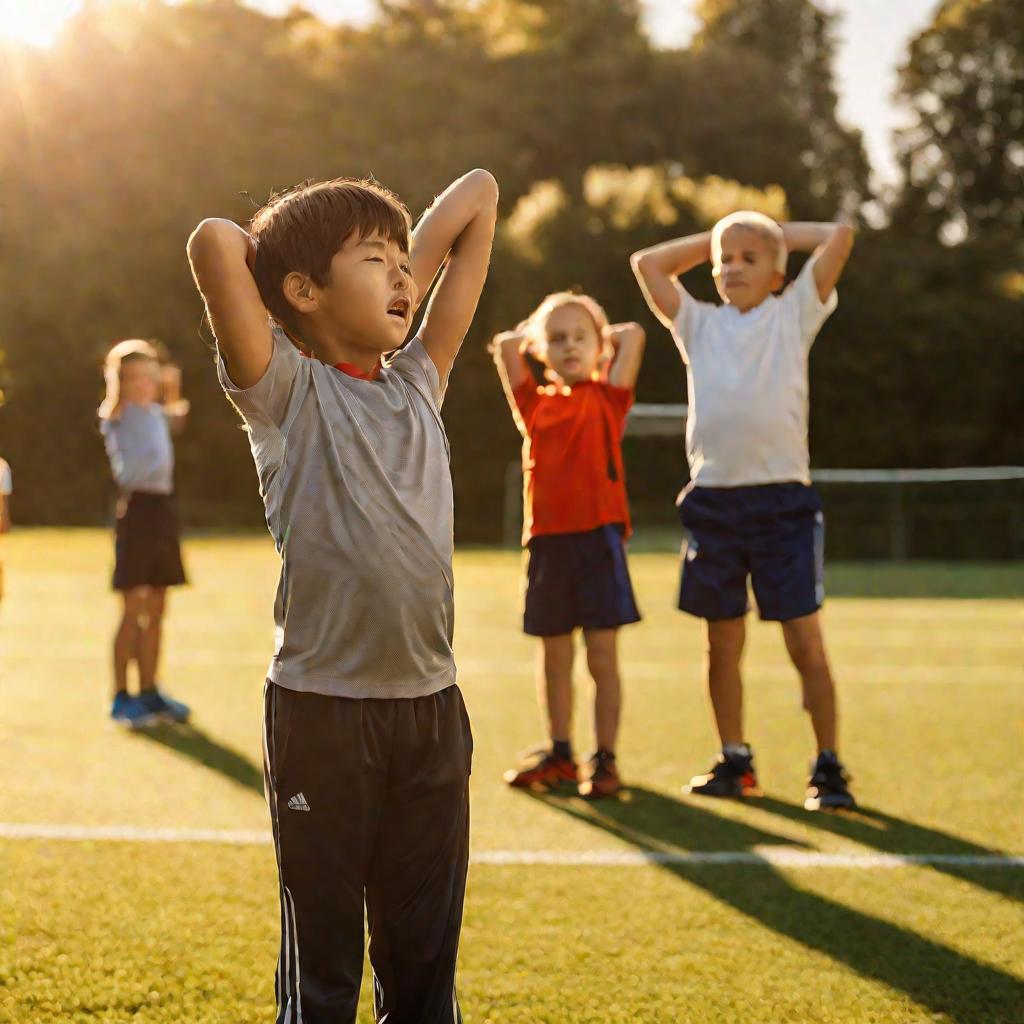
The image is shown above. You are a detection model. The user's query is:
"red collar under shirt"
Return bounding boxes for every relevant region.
[291,333,383,381]
[511,377,634,545]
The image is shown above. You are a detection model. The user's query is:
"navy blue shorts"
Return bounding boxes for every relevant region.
[677,483,824,622]
[524,524,641,636]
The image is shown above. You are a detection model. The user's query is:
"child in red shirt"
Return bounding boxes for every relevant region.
[493,291,645,798]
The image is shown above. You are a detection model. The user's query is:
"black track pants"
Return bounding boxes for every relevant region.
[263,681,473,1024]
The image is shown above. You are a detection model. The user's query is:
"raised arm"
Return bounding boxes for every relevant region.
[186,218,273,389]
[490,326,533,410]
[411,169,499,382]
[780,222,855,301]
[605,322,646,389]
[160,364,190,436]
[630,231,711,328]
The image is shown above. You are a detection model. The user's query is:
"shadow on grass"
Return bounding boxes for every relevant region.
[754,796,1023,903]
[528,786,1024,1024]
[132,722,264,796]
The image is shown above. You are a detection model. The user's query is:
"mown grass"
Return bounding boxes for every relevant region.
[1,530,1021,1022]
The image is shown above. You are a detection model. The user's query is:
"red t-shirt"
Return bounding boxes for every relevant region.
[512,377,633,544]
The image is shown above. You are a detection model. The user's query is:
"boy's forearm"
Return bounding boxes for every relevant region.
[631,231,711,279]
[630,233,709,327]
[780,222,840,253]
[411,169,499,305]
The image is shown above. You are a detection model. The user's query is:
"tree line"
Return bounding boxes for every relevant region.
[0,0,1020,539]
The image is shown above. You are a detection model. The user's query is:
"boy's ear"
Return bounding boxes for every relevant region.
[771,270,786,292]
[282,271,319,315]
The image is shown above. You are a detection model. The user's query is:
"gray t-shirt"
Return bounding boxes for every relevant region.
[218,327,456,700]
[671,254,837,488]
[100,404,175,494]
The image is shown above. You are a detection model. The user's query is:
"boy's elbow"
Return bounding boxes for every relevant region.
[468,168,499,206]
[630,250,655,280]
[187,218,219,258]
[187,218,236,256]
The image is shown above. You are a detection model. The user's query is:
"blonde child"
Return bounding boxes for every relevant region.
[632,212,856,810]
[493,292,645,799]
[99,340,190,728]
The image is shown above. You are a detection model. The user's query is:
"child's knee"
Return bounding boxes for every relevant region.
[707,617,744,656]
[585,645,618,681]
[783,621,827,674]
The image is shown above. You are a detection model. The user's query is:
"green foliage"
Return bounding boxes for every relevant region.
[695,0,871,216]
[894,0,1024,238]
[0,0,1019,537]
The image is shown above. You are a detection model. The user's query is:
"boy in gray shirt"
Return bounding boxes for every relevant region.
[188,168,498,1023]
[632,211,856,812]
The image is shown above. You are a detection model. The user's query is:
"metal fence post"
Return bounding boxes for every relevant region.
[503,460,522,549]
[889,480,907,560]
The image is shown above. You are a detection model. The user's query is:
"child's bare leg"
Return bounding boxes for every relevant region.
[707,617,746,746]
[114,588,146,696]
[137,587,168,691]
[781,612,837,751]
[538,634,574,744]
[583,628,621,752]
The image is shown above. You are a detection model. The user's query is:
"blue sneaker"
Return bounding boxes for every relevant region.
[138,688,191,724]
[110,692,158,729]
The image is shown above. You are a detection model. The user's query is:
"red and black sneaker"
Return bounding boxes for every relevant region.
[578,750,622,800]
[504,746,578,791]
[685,748,763,799]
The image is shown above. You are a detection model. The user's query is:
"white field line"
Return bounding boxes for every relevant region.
[1,823,1022,868]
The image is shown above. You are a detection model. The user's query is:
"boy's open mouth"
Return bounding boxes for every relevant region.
[387,297,410,321]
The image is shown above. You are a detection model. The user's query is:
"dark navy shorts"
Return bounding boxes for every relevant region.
[524,524,642,636]
[677,483,824,622]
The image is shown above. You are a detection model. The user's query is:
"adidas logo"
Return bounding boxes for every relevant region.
[286,792,310,812]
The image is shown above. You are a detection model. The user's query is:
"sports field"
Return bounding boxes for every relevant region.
[1,529,1022,1023]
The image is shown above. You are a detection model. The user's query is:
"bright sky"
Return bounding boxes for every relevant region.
[1,0,938,183]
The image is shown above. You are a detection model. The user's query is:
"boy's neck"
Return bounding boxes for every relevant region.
[285,324,386,374]
[728,297,770,315]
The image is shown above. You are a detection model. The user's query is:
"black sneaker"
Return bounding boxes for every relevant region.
[805,752,856,811]
[685,748,762,798]
[578,750,622,800]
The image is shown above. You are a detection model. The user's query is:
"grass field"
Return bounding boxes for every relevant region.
[1,529,1022,1023]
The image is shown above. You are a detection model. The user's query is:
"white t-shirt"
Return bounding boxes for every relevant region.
[0,459,10,496]
[671,254,837,488]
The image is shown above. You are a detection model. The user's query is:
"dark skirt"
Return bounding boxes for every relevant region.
[112,491,187,592]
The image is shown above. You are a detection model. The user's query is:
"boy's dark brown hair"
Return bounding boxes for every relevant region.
[250,177,412,329]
